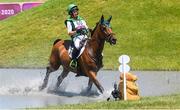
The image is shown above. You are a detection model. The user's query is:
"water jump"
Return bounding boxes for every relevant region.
[39,15,117,94]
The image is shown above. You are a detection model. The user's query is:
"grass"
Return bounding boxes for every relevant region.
[32,94,180,109]
[0,0,180,70]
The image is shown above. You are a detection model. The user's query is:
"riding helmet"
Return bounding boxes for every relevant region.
[67,4,79,15]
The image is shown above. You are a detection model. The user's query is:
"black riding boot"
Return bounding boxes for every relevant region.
[70,47,79,69]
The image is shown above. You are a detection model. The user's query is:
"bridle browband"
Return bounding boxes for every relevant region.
[90,21,115,44]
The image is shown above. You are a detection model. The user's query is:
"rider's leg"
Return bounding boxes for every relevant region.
[70,35,87,68]
[69,36,81,68]
[74,36,83,50]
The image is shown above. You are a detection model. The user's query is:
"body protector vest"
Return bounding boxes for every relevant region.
[65,16,89,37]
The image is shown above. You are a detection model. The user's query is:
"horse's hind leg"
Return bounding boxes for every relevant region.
[87,78,93,92]
[55,69,69,90]
[39,66,55,91]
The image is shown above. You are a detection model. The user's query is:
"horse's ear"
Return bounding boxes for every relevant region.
[100,15,104,24]
[107,15,112,22]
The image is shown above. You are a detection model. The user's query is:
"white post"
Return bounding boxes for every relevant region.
[123,57,127,100]
[119,55,130,101]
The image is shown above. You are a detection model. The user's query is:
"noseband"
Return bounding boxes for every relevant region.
[105,33,115,42]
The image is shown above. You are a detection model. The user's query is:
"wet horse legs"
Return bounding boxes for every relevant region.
[87,71,104,94]
[39,66,54,91]
[87,78,93,92]
[55,69,69,90]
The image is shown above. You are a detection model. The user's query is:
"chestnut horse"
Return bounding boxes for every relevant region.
[39,15,117,93]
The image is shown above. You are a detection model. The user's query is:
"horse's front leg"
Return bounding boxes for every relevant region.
[87,71,104,94]
[55,69,69,90]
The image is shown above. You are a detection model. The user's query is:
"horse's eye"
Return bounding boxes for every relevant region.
[102,25,106,30]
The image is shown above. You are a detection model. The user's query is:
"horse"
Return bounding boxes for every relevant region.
[39,15,117,94]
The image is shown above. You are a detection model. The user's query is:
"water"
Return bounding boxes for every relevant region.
[0,69,118,109]
[134,71,180,96]
[0,69,180,109]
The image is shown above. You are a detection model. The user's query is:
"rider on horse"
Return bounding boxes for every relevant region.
[65,4,89,69]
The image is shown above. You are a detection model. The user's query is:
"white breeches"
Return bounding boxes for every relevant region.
[73,35,87,50]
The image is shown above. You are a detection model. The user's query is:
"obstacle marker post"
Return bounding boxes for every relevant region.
[119,55,130,100]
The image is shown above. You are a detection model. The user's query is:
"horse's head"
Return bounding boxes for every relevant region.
[98,15,117,45]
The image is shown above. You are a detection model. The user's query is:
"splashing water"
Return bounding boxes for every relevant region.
[0,68,120,109]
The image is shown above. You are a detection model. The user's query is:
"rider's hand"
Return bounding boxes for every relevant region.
[76,29,81,34]
[76,28,88,35]
[76,29,82,34]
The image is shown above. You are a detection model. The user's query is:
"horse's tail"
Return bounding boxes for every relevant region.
[53,39,61,45]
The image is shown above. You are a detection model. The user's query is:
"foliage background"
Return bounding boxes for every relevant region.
[0,0,180,70]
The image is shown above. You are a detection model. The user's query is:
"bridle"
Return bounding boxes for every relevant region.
[105,33,115,43]
[100,24,115,43]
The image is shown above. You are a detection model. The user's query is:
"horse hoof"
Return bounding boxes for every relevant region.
[100,87,104,94]
[54,86,59,91]
[100,90,103,94]
[39,85,45,91]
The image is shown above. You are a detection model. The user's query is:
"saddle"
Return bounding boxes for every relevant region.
[68,38,87,59]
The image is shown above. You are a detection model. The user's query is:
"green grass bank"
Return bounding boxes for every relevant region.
[0,0,180,70]
[33,94,180,109]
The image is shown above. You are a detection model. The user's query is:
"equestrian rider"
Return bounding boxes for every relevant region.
[65,4,89,68]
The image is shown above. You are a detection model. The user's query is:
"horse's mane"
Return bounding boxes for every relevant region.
[91,22,99,37]
[53,39,61,45]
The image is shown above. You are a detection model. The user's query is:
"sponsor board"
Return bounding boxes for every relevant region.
[0,2,43,20]
[0,4,21,20]
[22,3,42,11]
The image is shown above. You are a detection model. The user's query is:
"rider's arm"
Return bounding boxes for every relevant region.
[67,21,76,36]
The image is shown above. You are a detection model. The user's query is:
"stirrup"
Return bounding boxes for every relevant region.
[70,59,77,69]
